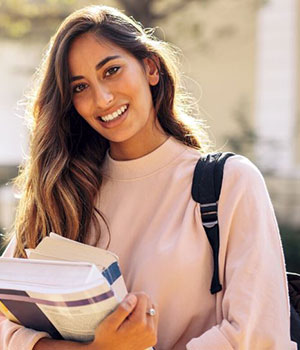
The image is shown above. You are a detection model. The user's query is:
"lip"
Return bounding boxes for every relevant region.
[96,104,129,129]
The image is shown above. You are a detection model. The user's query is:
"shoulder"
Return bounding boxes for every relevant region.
[218,155,278,243]
[223,154,266,189]
[219,154,273,210]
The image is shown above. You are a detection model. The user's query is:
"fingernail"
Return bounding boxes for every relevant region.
[125,294,137,307]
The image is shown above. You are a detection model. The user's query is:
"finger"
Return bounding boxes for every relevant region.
[146,302,158,328]
[101,293,137,330]
[129,292,149,323]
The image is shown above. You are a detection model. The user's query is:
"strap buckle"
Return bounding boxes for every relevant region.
[200,202,218,229]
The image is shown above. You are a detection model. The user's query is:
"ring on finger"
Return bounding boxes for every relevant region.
[146,307,156,317]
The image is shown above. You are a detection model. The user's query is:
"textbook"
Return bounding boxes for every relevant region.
[0,233,128,342]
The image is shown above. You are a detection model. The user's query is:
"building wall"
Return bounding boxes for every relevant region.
[253,0,300,228]
[296,0,300,166]
[254,0,299,176]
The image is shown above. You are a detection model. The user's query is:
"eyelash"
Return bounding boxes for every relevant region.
[105,66,121,77]
[72,66,121,94]
[72,83,88,94]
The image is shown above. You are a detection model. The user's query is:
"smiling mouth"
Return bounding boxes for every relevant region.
[98,104,128,122]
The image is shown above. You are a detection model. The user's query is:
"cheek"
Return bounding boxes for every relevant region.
[125,65,153,104]
[129,78,153,109]
[72,96,90,119]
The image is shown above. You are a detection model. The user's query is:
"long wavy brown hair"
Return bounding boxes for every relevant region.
[11,5,211,258]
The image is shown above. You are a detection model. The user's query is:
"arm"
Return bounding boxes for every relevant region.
[0,319,50,350]
[186,156,295,350]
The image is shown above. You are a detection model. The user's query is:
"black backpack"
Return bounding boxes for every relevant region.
[191,152,300,348]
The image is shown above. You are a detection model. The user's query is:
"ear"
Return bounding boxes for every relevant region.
[143,56,160,86]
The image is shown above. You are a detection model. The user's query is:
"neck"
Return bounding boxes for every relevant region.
[109,128,168,161]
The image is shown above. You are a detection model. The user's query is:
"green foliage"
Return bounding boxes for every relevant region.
[0,0,78,40]
[280,225,300,273]
[0,0,270,40]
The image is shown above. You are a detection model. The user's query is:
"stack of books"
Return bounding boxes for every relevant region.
[0,233,127,342]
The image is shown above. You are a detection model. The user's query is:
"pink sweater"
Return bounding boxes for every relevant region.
[0,137,297,349]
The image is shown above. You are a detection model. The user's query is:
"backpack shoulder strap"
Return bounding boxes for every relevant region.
[192,152,235,294]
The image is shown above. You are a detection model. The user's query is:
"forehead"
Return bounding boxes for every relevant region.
[68,32,128,73]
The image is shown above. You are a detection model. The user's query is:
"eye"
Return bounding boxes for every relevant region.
[72,83,88,94]
[105,66,120,77]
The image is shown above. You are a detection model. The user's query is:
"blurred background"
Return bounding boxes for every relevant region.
[0,0,299,271]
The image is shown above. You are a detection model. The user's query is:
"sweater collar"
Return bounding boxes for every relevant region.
[101,137,188,180]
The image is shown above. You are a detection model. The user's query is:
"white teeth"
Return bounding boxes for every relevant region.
[100,105,128,122]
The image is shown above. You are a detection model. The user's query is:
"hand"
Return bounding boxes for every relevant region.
[89,292,159,350]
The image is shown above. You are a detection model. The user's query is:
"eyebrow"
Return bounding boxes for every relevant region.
[70,55,121,82]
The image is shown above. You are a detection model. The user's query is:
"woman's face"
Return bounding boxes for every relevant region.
[68,32,165,158]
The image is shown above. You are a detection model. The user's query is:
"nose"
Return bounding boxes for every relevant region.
[93,83,113,109]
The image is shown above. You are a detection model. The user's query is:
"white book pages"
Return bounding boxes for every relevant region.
[27,250,127,302]
[28,234,128,301]
[44,232,118,268]
[28,283,118,342]
[0,258,106,293]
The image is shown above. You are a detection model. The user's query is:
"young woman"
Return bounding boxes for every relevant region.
[0,5,296,350]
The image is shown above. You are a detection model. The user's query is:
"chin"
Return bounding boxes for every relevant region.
[101,132,136,144]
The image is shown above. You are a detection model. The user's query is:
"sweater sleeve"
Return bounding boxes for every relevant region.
[186,156,297,350]
[0,237,50,350]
